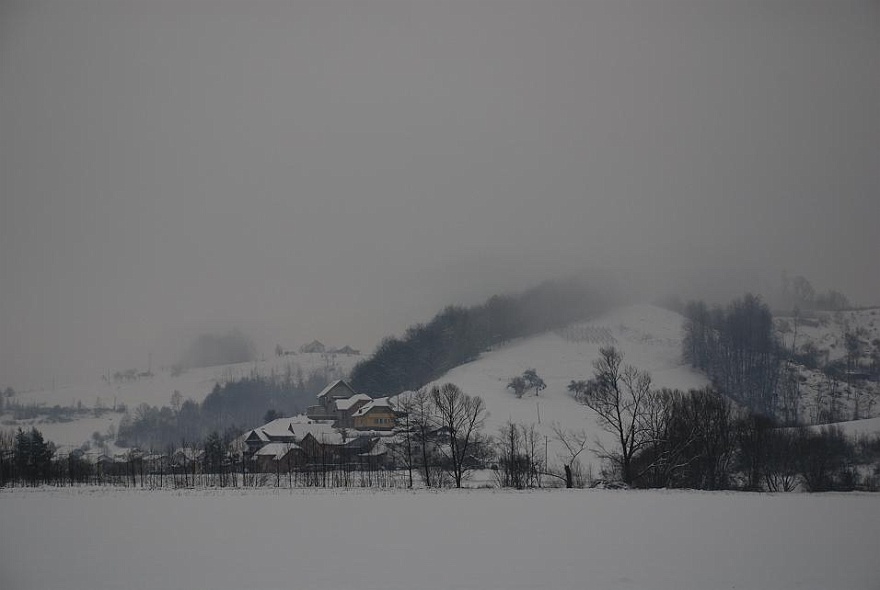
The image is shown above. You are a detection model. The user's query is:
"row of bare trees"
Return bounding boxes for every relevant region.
[572,346,879,491]
[394,383,490,488]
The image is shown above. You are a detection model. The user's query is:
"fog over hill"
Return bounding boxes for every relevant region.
[2,1,878,391]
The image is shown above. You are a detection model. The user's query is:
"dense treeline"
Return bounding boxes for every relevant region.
[682,294,784,417]
[350,278,609,396]
[117,366,340,450]
[629,394,879,492]
[571,347,880,491]
[625,388,873,491]
[2,399,125,421]
[4,416,877,492]
[1,428,55,486]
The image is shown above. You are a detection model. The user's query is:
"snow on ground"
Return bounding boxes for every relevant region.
[813,415,880,439]
[1,487,877,590]
[428,304,709,469]
[773,308,880,423]
[12,415,121,450]
[776,307,880,365]
[13,352,361,410]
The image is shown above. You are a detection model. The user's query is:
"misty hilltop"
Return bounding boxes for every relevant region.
[2,1,879,390]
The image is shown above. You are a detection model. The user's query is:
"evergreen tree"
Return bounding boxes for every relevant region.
[14,427,54,484]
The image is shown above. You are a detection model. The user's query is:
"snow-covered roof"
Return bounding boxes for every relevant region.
[317,379,358,399]
[242,413,396,448]
[334,393,373,411]
[287,417,361,444]
[257,418,296,438]
[252,415,332,438]
[299,429,352,446]
[254,442,301,459]
[352,397,394,417]
[358,440,388,457]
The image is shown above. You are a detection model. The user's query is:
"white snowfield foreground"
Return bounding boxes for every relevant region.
[1,487,877,590]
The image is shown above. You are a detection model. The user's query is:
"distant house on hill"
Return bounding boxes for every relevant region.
[333,345,361,356]
[299,340,326,354]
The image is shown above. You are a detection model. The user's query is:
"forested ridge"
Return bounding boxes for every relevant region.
[350,278,611,396]
[116,365,341,450]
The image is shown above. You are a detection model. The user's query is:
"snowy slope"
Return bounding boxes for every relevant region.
[427,304,709,471]
[812,415,880,439]
[775,308,880,423]
[13,352,360,409]
[2,352,362,449]
[777,307,880,365]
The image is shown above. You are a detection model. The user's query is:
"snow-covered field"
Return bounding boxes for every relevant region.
[1,487,877,590]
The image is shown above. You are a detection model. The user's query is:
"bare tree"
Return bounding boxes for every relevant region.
[551,423,589,488]
[429,383,488,488]
[496,421,529,489]
[763,428,799,492]
[393,390,417,488]
[409,388,436,488]
[578,346,652,485]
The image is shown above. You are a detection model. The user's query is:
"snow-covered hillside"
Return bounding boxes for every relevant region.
[2,352,362,450]
[775,308,880,424]
[427,304,710,472]
[776,307,880,365]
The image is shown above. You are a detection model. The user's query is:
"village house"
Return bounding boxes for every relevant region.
[352,397,397,431]
[307,379,360,421]
[253,442,303,472]
[171,447,205,471]
[299,340,326,354]
[333,393,373,427]
[240,381,403,472]
[332,345,361,356]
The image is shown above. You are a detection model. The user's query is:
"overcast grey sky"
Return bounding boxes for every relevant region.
[2,1,878,388]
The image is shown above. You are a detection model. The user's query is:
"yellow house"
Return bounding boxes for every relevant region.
[352,398,397,431]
